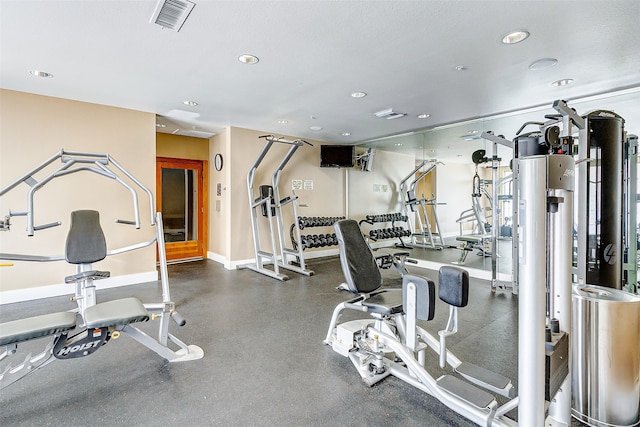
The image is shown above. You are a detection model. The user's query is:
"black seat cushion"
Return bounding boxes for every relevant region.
[334,219,382,293]
[0,311,77,346]
[362,290,403,315]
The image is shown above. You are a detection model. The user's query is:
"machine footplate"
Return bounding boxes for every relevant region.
[456,361,510,390]
[437,375,495,409]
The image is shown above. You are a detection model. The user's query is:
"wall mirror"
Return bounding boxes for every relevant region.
[348,89,640,279]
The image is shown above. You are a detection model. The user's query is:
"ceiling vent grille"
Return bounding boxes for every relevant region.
[150,0,195,32]
[374,108,407,120]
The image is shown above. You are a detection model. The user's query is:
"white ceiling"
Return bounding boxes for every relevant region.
[2,0,639,162]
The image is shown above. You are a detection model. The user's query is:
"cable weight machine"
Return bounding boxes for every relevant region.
[239,135,314,281]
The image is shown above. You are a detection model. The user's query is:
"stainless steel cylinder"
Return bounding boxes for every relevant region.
[572,285,640,427]
[518,155,548,424]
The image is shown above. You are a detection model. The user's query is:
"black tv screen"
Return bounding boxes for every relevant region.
[320,145,355,168]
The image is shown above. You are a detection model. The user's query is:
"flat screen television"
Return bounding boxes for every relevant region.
[320,145,355,168]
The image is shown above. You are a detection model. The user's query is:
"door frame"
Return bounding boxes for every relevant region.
[156,157,208,262]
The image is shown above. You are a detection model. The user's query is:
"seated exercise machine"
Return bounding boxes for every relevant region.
[325,162,574,425]
[0,150,204,390]
[324,220,516,425]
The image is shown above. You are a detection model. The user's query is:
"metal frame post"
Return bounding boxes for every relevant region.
[518,155,548,424]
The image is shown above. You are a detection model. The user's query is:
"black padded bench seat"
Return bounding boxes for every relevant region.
[0,311,77,346]
[83,297,149,329]
[362,290,404,315]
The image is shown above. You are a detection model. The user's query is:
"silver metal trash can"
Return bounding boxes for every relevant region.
[572,285,640,427]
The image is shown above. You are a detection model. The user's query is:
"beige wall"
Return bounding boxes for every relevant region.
[208,131,228,259]
[226,127,343,262]
[0,90,156,293]
[2,89,423,296]
[156,132,209,160]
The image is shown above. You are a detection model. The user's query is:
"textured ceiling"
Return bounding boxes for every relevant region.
[1,0,639,161]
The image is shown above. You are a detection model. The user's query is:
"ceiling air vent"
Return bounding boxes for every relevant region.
[150,0,195,32]
[374,108,407,120]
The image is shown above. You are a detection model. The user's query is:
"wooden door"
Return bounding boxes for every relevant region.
[156,157,207,262]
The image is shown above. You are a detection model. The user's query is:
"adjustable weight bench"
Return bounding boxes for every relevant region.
[455,234,491,264]
[0,209,201,390]
[0,297,150,388]
[0,150,204,390]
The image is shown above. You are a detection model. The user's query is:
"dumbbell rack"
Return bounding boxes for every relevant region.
[291,216,345,251]
[358,213,411,249]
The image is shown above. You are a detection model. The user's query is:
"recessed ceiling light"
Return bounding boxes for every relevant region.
[310,126,322,131]
[455,65,467,71]
[238,54,259,64]
[183,100,198,106]
[529,58,558,71]
[28,70,53,78]
[417,113,431,119]
[278,120,288,124]
[341,132,351,136]
[395,143,403,147]
[551,78,574,87]
[351,92,367,98]
[156,123,167,128]
[502,30,530,44]
[467,130,479,134]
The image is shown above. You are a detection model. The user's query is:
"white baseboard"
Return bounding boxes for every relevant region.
[411,258,512,282]
[0,271,158,305]
[207,248,340,270]
[206,251,230,268]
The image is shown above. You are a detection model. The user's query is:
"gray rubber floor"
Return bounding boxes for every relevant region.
[0,257,585,426]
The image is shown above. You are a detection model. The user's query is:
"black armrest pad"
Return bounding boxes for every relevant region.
[438,266,469,307]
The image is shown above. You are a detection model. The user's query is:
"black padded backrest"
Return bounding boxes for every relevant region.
[334,219,382,293]
[438,266,469,308]
[402,274,436,321]
[65,210,107,264]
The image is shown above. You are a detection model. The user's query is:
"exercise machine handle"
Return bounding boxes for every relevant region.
[170,310,186,327]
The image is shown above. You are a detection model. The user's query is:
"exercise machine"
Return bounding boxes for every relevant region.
[456,155,491,255]
[240,135,314,281]
[0,149,204,390]
[624,134,638,291]
[325,148,574,424]
[563,104,637,292]
[399,160,445,249]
